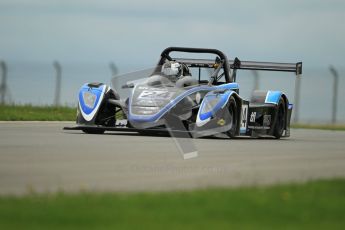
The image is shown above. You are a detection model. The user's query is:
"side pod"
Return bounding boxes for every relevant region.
[249,90,291,137]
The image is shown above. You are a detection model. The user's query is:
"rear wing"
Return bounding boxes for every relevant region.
[174,58,302,75]
[231,59,302,75]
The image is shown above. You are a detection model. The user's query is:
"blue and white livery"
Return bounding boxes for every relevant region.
[65,47,302,139]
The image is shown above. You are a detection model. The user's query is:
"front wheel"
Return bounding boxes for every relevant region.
[226,97,238,138]
[273,98,286,139]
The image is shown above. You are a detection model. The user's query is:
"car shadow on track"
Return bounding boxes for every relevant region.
[63,130,291,141]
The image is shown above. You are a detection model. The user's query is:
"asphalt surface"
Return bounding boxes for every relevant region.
[0,122,345,195]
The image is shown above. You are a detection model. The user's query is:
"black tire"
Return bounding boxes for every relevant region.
[82,129,105,134]
[273,98,286,139]
[226,97,238,138]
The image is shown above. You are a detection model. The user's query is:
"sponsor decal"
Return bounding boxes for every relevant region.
[217,118,226,126]
[138,90,175,100]
[263,115,271,126]
[83,91,97,109]
[248,126,270,130]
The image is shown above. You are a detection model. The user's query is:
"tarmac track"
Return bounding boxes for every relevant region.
[0,122,345,195]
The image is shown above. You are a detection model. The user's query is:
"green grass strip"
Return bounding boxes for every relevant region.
[0,179,344,229]
[0,105,76,121]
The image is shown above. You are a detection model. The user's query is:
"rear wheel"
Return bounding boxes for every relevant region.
[273,98,286,139]
[226,97,238,138]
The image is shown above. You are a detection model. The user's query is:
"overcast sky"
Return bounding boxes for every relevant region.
[1,0,344,70]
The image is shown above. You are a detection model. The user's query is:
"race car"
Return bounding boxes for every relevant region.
[64,47,302,139]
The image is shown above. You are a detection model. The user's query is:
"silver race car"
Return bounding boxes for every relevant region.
[64,47,302,139]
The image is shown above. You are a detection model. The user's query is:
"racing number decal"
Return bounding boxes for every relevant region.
[240,104,248,131]
[250,112,256,122]
[138,90,174,100]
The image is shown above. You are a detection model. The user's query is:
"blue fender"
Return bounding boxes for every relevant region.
[78,83,108,121]
[264,91,283,105]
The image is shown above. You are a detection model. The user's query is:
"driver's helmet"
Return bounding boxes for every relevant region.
[161,61,182,78]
